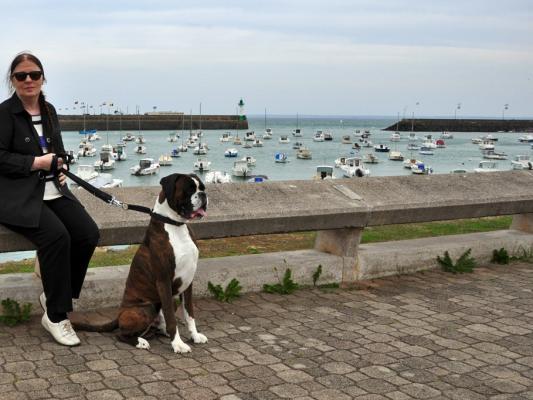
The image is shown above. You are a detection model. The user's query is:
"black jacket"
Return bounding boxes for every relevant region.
[0,93,78,227]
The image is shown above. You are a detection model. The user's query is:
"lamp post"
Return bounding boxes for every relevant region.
[454,102,461,120]
[502,103,509,120]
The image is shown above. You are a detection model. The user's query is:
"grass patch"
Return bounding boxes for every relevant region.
[0,216,513,274]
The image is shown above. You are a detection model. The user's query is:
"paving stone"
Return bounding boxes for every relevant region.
[270,383,308,398]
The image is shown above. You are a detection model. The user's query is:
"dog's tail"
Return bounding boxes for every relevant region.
[70,313,119,333]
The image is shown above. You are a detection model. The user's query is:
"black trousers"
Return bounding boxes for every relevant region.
[4,197,100,314]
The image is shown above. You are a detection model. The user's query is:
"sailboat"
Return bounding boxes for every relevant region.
[292,113,303,137]
[262,108,273,140]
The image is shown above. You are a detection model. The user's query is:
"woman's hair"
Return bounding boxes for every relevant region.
[6,51,46,94]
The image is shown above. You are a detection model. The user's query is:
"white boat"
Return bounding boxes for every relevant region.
[178,143,188,152]
[78,142,97,157]
[518,134,533,143]
[313,130,325,142]
[253,139,264,147]
[100,144,118,160]
[363,153,379,164]
[279,135,290,144]
[233,135,242,145]
[205,170,232,183]
[471,137,483,144]
[220,132,233,142]
[407,142,420,151]
[134,145,147,154]
[87,133,100,141]
[411,162,433,175]
[388,151,404,161]
[293,141,303,149]
[419,146,434,155]
[186,136,199,148]
[292,128,303,137]
[274,152,289,163]
[361,139,373,147]
[244,131,256,142]
[170,149,181,158]
[341,135,352,144]
[116,143,127,161]
[408,132,418,141]
[241,155,256,166]
[71,165,122,189]
[224,148,239,157]
[478,140,495,151]
[130,158,160,176]
[122,132,135,141]
[193,143,209,155]
[243,142,252,149]
[158,154,173,166]
[340,157,370,178]
[135,135,146,144]
[335,156,349,168]
[352,143,361,151]
[403,158,422,169]
[374,144,390,152]
[94,151,115,171]
[231,160,250,177]
[263,128,273,140]
[421,139,437,149]
[296,147,312,160]
[511,155,533,170]
[323,131,333,141]
[167,133,178,142]
[481,134,497,142]
[390,132,401,142]
[440,131,453,139]
[474,160,501,173]
[193,158,211,172]
[313,165,335,180]
[483,151,507,160]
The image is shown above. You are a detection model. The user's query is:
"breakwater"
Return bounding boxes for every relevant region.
[384,118,533,132]
[58,114,248,131]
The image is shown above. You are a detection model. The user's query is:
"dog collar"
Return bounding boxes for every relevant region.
[150,212,184,226]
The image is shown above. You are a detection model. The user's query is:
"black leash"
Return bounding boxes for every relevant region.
[51,154,183,226]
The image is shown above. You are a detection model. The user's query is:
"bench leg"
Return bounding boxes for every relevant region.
[314,228,363,286]
[511,213,533,233]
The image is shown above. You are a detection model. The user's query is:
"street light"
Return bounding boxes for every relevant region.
[502,103,509,120]
[454,102,461,120]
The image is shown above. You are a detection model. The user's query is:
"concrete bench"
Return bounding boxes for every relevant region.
[1,170,533,313]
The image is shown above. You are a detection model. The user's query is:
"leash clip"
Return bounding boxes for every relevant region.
[108,197,124,208]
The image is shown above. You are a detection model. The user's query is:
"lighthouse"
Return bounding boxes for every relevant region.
[238,99,246,120]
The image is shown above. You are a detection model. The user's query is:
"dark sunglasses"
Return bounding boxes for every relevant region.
[11,71,43,82]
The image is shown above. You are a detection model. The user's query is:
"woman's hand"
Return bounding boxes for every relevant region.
[58,172,67,186]
[31,153,55,171]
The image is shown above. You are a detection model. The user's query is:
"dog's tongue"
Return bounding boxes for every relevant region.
[190,208,207,219]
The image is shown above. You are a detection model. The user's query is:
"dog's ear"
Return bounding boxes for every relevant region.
[189,173,205,190]
[159,174,182,205]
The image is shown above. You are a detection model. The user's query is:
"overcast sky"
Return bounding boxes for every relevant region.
[1,0,532,118]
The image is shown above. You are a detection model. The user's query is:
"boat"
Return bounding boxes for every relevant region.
[411,162,433,175]
[116,143,127,161]
[390,132,401,142]
[252,139,264,147]
[231,160,250,177]
[450,168,467,174]
[130,158,160,176]
[79,128,97,136]
[170,149,181,158]
[340,157,370,178]
[186,136,199,148]
[241,156,256,166]
[274,152,289,163]
[518,134,533,143]
[440,131,453,139]
[243,142,252,149]
[158,154,173,166]
[313,130,325,142]
[421,138,437,149]
[352,143,361,151]
[374,144,390,152]
[388,151,404,161]
[483,150,507,160]
[292,141,303,149]
[94,151,115,171]
[403,158,422,169]
[233,135,242,145]
[178,143,188,152]
[408,132,418,141]
[193,158,211,172]
[435,139,446,148]
[471,137,483,144]
[335,156,349,168]
[361,139,373,147]
[71,165,122,189]
[65,150,78,164]
[122,132,135,141]
[353,129,361,137]
[363,153,379,164]
[407,142,420,151]
[279,135,290,144]
[481,134,498,142]
[220,132,233,142]
[247,175,269,183]
[224,148,239,157]
[135,135,146,144]
[167,133,178,142]
[341,135,352,144]
[292,128,303,137]
[418,146,434,155]
[511,155,533,170]
[87,132,100,141]
[313,165,335,180]
[296,147,312,160]
[323,131,333,141]
[263,128,273,140]
[478,140,495,151]
[244,131,256,142]
[78,142,97,157]
[205,170,232,183]
[474,160,501,173]
[193,143,209,155]
[134,145,147,154]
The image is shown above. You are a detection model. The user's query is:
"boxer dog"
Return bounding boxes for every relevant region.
[116,173,208,352]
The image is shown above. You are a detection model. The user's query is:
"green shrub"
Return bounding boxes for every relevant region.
[263,268,299,294]
[0,298,32,326]
[437,249,477,274]
[491,248,510,264]
[312,264,323,286]
[207,278,242,302]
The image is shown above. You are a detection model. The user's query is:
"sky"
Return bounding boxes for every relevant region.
[1,0,532,118]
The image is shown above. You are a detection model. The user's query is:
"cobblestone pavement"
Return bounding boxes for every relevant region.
[2,263,533,399]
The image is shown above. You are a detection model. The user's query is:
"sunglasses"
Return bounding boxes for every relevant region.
[11,71,43,82]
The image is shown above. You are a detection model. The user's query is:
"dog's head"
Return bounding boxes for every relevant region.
[159,173,208,220]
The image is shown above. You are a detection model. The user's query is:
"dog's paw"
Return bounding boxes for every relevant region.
[172,339,192,353]
[136,338,150,349]
[192,332,208,344]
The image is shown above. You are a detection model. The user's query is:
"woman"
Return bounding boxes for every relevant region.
[0,52,100,346]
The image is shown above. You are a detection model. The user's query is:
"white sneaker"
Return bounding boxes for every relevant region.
[39,292,47,312]
[41,313,81,346]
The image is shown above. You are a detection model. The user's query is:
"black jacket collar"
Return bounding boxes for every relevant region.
[7,93,26,114]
